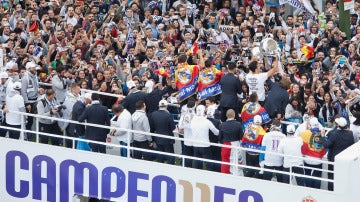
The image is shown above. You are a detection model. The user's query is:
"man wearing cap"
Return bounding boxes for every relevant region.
[3,82,25,139]
[149,100,176,164]
[322,117,355,191]
[294,113,324,137]
[259,119,286,182]
[300,118,326,189]
[278,124,305,186]
[21,62,39,139]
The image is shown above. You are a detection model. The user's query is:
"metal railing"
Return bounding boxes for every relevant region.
[0,109,335,190]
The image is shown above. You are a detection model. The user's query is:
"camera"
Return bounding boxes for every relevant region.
[53,104,67,116]
[111,74,119,82]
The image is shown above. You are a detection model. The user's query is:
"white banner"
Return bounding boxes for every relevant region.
[344,0,355,11]
[279,0,315,19]
[0,138,355,202]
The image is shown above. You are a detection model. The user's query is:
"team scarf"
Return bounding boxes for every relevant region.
[240,102,271,131]
[279,0,315,20]
[241,124,266,155]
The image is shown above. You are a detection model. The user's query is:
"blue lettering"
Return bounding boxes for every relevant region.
[152,175,176,202]
[59,160,98,202]
[214,186,235,202]
[101,167,126,200]
[128,171,149,201]
[239,190,263,202]
[32,155,56,201]
[6,151,29,198]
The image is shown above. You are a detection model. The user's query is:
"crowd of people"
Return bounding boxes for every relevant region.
[0,0,359,195]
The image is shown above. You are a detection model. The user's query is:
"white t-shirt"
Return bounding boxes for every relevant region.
[350,124,360,143]
[261,130,286,167]
[245,72,268,101]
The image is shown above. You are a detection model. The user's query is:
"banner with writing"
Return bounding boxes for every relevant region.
[198,67,224,100]
[175,64,199,102]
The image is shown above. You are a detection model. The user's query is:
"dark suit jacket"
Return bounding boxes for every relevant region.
[149,109,175,145]
[78,103,110,141]
[68,100,86,137]
[122,90,147,114]
[145,86,172,114]
[219,120,243,143]
[220,73,241,108]
[208,117,221,143]
[264,82,289,118]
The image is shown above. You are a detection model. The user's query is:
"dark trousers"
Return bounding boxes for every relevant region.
[244,153,260,178]
[283,166,305,186]
[133,140,153,160]
[304,163,322,189]
[209,145,221,172]
[89,142,106,153]
[263,165,284,182]
[193,146,212,170]
[39,122,62,146]
[184,145,194,168]
[7,124,21,140]
[25,102,37,139]
[156,144,175,164]
[65,126,77,148]
[220,107,240,122]
[120,141,128,157]
[328,164,334,191]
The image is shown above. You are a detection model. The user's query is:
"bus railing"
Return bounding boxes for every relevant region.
[0,109,334,188]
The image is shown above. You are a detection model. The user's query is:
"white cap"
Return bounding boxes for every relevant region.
[206,105,216,118]
[287,124,296,134]
[353,89,360,95]
[196,105,206,117]
[0,72,8,79]
[25,62,37,69]
[12,82,21,90]
[83,93,92,100]
[303,113,311,123]
[253,115,262,124]
[309,117,320,129]
[126,80,136,89]
[159,100,168,107]
[335,117,347,127]
[4,61,17,71]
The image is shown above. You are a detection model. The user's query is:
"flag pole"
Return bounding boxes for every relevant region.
[339,0,351,40]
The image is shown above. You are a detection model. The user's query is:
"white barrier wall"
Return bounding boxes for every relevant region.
[0,138,355,202]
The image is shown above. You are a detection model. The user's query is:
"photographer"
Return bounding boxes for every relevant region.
[36,88,63,146]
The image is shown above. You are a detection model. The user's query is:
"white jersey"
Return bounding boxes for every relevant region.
[261,130,286,167]
[278,136,304,168]
[245,72,267,101]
